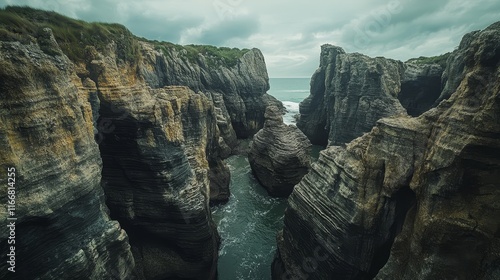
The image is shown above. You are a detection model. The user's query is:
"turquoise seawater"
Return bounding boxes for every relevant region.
[212,78,314,280]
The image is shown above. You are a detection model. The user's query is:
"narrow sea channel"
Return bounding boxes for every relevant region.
[212,155,287,280]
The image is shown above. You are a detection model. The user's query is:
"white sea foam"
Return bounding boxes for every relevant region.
[279,89,309,93]
[282,101,300,125]
[282,101,300,111]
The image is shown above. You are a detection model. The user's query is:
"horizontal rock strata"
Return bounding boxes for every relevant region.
[139,42,282,141]
[248,106,311,197]
[273,22,500,280]
[297,45,407,146]
[0,7,280,279]
[0,36,135,279]
[96,85,219,279]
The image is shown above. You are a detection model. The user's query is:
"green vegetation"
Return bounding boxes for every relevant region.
[147,39,250,68]
[406,52,451,68]
[186,45,250,68]
[0,6,140,64]
[0,6,250,68]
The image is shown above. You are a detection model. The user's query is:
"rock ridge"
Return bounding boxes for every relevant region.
[0,35,136,279]
[297,44,408,146]
[0,7,279,280]
[273,21,500,280]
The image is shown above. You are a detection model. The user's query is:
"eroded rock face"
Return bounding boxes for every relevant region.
[1,7,280,279]
[139,42,282,141]
[81,45,221,278]
[0,38,135,279]
[398,63,444,116]
[97,87,220,279]
[248,106,311,197]
[297,45,407,146]
[273,22,500,280]
[435,30,481,105]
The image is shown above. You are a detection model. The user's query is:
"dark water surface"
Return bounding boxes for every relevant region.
[212,145,323,280]
[212,155,287,280]
[212,78,320,279]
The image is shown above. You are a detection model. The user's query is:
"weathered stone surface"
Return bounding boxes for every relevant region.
[273,22,500,280]
[398,63,444,116]
[0,7,280,280]
[0,39,135,279]
[82,45,221,278]
[435,30,481,105]
[138,42,282,141]
[297,45,407,146]
[98,86,220,280]
[249,106,311,197]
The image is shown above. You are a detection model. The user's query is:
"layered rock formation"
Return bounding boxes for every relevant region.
[398,63,444,116]
[273,22,500,280]
[96,86,220,279]
[248,106,311,197]
[139,42,281,141]
[0,6,279,280]
[436,30,480,105]
[297,45,407,146]
[0,34,135,279]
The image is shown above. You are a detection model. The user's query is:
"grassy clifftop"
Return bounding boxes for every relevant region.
[406,52,451,68]
[0,6,140,64]
[0,6,250,68]
[146,40,250,68]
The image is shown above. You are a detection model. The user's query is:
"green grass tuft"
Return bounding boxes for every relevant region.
[0,6,140,64]
[406,52,451,69]
[0,6,251,69]
[147,39,250,68]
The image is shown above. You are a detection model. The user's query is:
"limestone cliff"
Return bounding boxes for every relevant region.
[80,45,221,278]
[297,45,407,146]
[0,6,277,280]
[96,85,220,279]
[139,42,281,141]
[297,45,451,146]
[248,106,311,197]
[436,31,480,105]
[0,35,135,279]
[273,22,500,280]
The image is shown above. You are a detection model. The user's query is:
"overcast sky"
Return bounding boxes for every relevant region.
[1,0,499,77]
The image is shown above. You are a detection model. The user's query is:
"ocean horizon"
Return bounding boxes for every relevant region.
[268,77,311,125]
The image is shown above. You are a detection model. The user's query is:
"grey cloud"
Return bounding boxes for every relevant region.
[334,0,500,57]
[193,16,260,45]
[73,0,123,23]
[126,14,203,42]
[1,0,500,77]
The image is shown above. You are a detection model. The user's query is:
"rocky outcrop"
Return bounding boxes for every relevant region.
[139,42,281,141]
[273,22,500,280]
[97,86,220,279]
[0,36,135,279]
[81,44,222,278]
[297,45,407,146]
[435,30,481,105]
[398,63,444,116]
[0,7,278,280]
[134,42,283,203]
[248,106,311,197]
